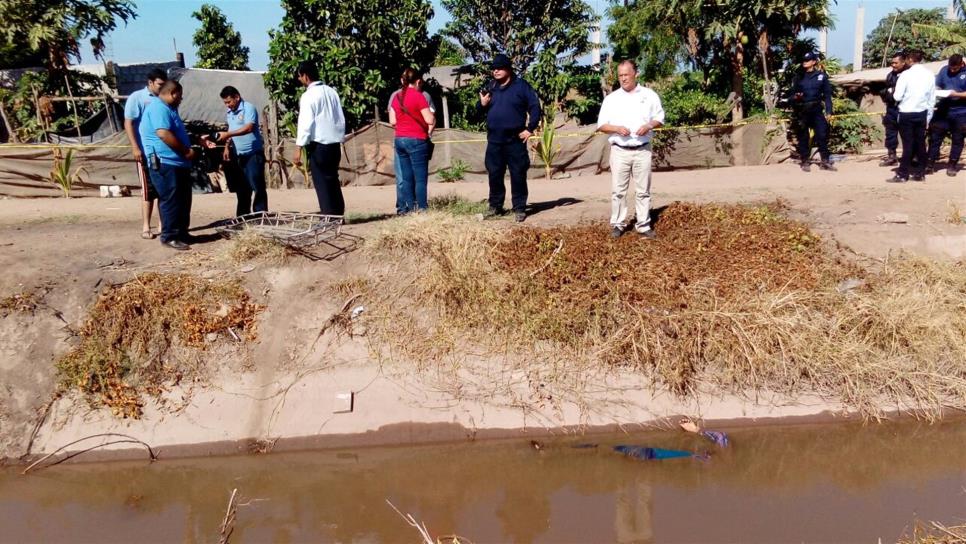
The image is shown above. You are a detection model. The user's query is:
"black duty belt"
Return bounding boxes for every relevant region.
[612,142,648,150]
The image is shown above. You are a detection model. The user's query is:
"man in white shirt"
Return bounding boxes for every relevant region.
[292,60,347,214]
[597,60,665,239]
[890,49,936,182]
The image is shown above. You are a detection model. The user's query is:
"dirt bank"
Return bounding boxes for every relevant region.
[1,158,964,463]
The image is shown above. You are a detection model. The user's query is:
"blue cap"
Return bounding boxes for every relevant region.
[802,52,818,62]
[490,54,512,70]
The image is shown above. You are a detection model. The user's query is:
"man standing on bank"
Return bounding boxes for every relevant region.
[790,51,836,172]
[879,52,907,167]
[889,49,936,183]
[931,54,966,177]
[124,68,167,239]
[139,80,196,250]
[597,60,665,240]
[293,60,346,216]
[215,86,267,216]
[478,53,540,222]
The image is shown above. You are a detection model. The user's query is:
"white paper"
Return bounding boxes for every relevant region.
[936,89,953,98]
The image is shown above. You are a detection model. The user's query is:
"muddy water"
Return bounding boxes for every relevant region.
[2,420,965,543]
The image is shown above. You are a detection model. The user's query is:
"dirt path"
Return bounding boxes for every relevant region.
[1,159,963,461]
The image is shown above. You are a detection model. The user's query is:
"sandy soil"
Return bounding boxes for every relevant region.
[1,158,964,461]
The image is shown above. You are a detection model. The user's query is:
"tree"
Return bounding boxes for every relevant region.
[265,0,438,131]
[0,0,136,75]
[608,0,831,120]
[434,38,465,66]
[191,4,250,71]
[440,0,596,115]
[863,8,949,67]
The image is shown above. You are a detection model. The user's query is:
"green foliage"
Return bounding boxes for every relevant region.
[911,22,966,58]
[863,8,950,67]
[434,38,465,66]
[0,70,108,141]
[265,0,438,131]
[606,5,685,81]
[0,0,136,73]
[191,4,250,71]
[654,73,732,127]
[441,0,595,115]
[535,114,560,179]
[428,194,489,215]
[828,97,881,154]
[447,80,487,131]
[50,149,85,198]
[562,67,605,125]
[437,159,469,183]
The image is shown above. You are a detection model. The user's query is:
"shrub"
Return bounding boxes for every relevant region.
[437,159,469,183]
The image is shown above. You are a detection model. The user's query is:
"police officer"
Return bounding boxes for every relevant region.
[931,54,966,176]
[879,52,906,167]
[790,51,836,172]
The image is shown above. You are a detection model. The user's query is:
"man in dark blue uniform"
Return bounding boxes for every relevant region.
[478,53,541,222]
[790,51,836,172]
[932,54,966,176]
[879,52,906,167]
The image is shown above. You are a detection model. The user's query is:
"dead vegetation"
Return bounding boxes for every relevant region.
[55,273,263,418]
[354,202,966,418]
[221,227,291,264]
[0,288,46,317]
[898,521,966,544]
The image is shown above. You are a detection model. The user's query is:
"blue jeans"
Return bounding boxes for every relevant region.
[394,137,429,214]
[148,163,192,243]
[235,151,267,216]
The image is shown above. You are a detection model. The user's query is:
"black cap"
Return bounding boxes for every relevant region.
[490,54,512,70]
[802,51,818,62]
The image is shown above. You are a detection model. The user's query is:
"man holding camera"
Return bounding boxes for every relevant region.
[213,86,267,216]
[139,80,196,250]
[879,52,907,167]
[478,53,540,222]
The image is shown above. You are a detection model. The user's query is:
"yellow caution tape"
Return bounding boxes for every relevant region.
[0,112,885,149]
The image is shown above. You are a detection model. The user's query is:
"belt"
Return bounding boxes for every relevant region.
[612,142,648,150]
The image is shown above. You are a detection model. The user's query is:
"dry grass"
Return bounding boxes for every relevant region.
[353,202,966,418]
[0,290,42,316]
[947,200,966,225]
[56,273,263,418]
[221,228,291,264]
[898,521,966,543]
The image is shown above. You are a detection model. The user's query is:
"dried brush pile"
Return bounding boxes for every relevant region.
[359,203,966,418]
[56,273,263,418]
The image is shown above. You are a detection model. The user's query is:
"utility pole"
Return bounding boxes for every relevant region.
[853,3,865,71]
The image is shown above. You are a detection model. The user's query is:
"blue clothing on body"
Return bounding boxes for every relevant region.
[479,76,541,143]
[139,99,191,168]
[935,66,966,115]
[123,87,157,151]
[226,99,263,155]
[791,69,833,114]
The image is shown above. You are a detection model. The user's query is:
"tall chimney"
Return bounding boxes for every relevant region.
[853,3,865,71]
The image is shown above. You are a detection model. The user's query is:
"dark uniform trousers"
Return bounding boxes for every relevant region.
[796,104,830,163]
[882,107,899,155]
[485,140,529,213]
[897,111,928,179]
[929,110,966,166]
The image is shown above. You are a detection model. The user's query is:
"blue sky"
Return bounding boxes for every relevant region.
[80,0,953,71]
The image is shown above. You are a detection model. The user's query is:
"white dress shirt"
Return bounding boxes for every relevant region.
[597,84,665,146]
[296,81,346,146]
[893,63,936,114]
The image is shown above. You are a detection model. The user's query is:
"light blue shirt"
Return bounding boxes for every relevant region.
[123,86,156,151]
[296,82,345,146]
[139,99,191,168]
[226,99,263,155]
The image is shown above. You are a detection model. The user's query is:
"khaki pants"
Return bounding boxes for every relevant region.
[609,144,652,232]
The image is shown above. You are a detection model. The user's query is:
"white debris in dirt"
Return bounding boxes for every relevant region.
[350,306,365,319]
[877,212,909,224]
[836,278,865,293]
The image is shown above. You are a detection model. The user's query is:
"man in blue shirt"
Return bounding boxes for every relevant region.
[124,68,167,239]
[930,55,966,177]
[139,80,197,250]
[214,86,267,215]
[478,53,541,222]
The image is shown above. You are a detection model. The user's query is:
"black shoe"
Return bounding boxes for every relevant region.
[638,229,657,240]
[925,163,936,175]
[879,154,898,167]
[948,166,959,177]
[911,174,925,182]
[800,161,811,172]
[610,226,624,239]
[162,239,190,250]
[819,161,837,171]
[514,212,526,223]
[885,176,908,183]
[485,207,505,218]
